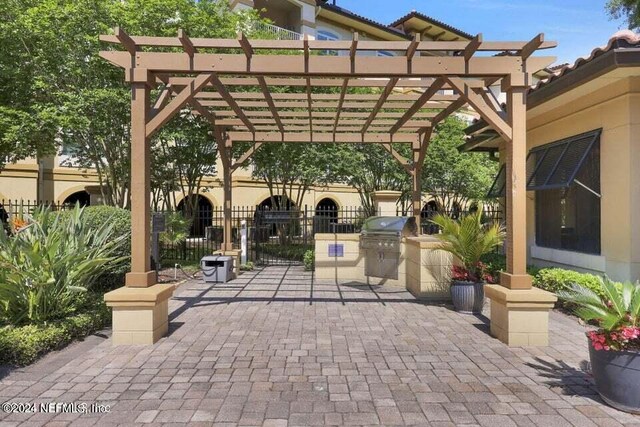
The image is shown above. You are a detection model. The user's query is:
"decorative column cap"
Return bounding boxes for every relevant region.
[372,190,402,201]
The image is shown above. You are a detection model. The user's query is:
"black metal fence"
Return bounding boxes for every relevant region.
[0,199,502,267]
[156,205,369,266]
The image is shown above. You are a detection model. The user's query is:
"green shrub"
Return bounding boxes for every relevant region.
[260,244,312,262]
[0,298,110,366]
[533,267,606,298]
[240,261,254,271]
[479,253,543,281]
[0,205,128,325]
[160,212,191,245]
[303,250,314,271]
[61,205,131,291]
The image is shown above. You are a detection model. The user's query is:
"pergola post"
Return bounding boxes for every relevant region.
[103,68,175,346]
[222,137,233,252]
[484,75,556,347]
[126,79,154,288]
[411,139,423,230]
[500,83,532,289]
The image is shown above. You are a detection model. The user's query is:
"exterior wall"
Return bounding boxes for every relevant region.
[518,76,640,281]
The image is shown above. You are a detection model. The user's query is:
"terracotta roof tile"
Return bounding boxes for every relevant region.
[389,10,473,40]
[531,30,640,93]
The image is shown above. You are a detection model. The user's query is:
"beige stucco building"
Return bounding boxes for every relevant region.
[0,0,476,213]
[464,31,640,282]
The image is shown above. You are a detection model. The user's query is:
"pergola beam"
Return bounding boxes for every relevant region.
[362,78,399,133]
[100,33,557,53]
[101,51,555,77]
[146,73,213,138]
[333,78,349,134]
[195,99,452,110]
[178,29,195,56]
[232,142,262,171]
[214,118,433,127]
[209,74,256,133]
[227,132,417,143]
[463,33,483,61]
[207,110,438,119]
[257,76,284,133]
[114,27,136,55]
[194,91,457,102]
[522,33,544,60]
[390,78,445,134]
[165,76,486,89]
[445,76,512,141]
[381,143,412,172]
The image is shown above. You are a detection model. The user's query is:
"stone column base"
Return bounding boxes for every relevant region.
[104,283,175,345]
[484,285,557,347]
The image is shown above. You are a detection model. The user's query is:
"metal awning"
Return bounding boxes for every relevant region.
[526,129,601,191]
[487,129,601,198]
[487,164,506,198]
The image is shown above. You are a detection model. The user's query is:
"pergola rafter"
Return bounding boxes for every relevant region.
[100,28,556,304]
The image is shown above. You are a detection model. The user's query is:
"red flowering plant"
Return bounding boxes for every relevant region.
[559,277,640,352]
[451,262,497,284]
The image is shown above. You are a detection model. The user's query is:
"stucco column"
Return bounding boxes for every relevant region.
[126,79,154,288]
[484,78,556,347]
[372,190,401,216]
[500,85,532,290]
[104,70,175,345]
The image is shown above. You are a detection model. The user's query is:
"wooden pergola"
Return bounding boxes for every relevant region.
[100,29,556,292]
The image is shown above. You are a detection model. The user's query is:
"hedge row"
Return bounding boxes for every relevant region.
[480,253,611,302]
[0,299,111,366]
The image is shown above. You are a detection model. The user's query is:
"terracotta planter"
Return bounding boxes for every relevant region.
[450,280,485,314]
[589,340,640,414]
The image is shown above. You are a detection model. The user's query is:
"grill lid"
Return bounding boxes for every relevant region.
[360,216,418,237]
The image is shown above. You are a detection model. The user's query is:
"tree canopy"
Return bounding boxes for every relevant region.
[607,0,640,29]
[0,0,261,207]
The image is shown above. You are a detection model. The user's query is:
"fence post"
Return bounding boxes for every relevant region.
[241,219,247,265]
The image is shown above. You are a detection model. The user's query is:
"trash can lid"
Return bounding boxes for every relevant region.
[201,255,233,262]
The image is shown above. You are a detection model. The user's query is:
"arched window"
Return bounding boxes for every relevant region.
[177,194,213,237]
[314,198,339,233]
[63,191,91,207]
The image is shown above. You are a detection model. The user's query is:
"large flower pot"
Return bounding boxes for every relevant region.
[589,341,640,413]
[450,280,485,314]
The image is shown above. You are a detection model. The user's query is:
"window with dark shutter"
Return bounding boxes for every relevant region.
[534,129,601,255]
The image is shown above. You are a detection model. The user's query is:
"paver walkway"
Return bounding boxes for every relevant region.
[1,266,639,426]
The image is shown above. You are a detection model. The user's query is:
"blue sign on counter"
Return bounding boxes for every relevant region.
[328,244,344,257]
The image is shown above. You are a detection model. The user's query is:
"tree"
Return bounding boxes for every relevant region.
[251,143,351,209]
[152,112,217,215]
[606,0,640,29]
[422,117,498,212]
[59,89,131,207]
[344,144,411,216]
[0,0,262,207]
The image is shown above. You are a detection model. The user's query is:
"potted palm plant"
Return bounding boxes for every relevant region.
[558,278,640,413]
[430,209,505,314]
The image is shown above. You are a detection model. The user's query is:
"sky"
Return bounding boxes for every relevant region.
[331,0,629,65]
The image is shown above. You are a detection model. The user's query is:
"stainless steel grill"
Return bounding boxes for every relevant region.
[360,216,417,279]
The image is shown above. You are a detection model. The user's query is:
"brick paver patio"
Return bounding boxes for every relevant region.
[1,266,639,426]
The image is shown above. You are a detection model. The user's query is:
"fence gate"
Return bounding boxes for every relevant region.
[254,208,311,266]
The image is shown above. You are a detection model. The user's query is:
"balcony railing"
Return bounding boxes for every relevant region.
[251,21,302,41]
